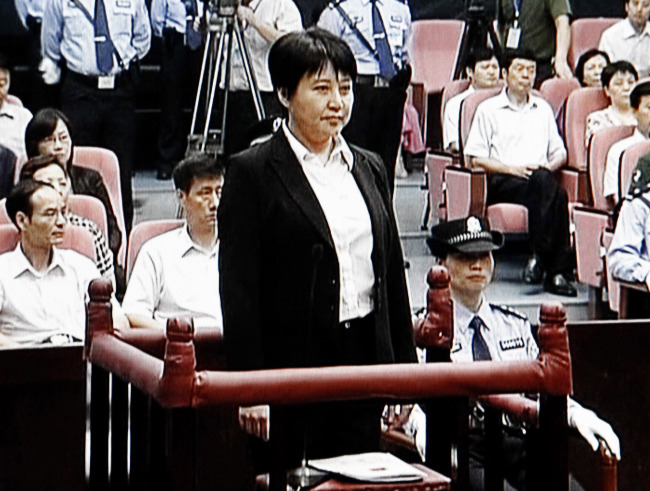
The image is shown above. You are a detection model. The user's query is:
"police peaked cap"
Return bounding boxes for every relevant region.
[427,216,504,257]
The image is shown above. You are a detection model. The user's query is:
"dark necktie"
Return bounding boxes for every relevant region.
[370,0,397,79]
[469,316,492,361]
[94,0,115,73]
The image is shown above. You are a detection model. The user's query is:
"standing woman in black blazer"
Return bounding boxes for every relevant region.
[218,28,416,465]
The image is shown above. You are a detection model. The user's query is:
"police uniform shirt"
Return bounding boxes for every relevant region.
[150,0,191,37]
[451,297,539,363]
[41,0,152,77]
[14,0,45,27]
[317,0,410,76]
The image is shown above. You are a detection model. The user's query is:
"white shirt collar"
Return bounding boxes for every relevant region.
[496,87,538,111]
[177,224,219,258]
[282,120,354,171]
[454,296,493,336]
[623,18,650,38]
[9,244,65,278]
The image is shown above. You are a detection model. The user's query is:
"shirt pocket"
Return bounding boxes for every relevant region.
[110,1,135,44]
[62,4,88,40]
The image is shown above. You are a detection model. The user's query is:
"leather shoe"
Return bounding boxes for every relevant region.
[523,255,544,284]
[544,274,577,297]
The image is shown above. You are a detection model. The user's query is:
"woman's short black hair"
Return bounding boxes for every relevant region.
[268,27,357,98]
[601,61,638,89]
[24,108,74,166]
[575,49,610,86]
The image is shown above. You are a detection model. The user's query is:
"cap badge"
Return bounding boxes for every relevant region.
[466,217,482,233]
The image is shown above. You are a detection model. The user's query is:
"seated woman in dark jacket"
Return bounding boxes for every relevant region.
[25,108,125,292]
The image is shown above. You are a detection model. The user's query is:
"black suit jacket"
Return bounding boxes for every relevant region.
[219,131,416,371]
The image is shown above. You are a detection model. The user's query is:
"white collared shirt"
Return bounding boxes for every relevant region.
[464,88,566,168]
[282,122,375,322]
[603,128,647,199]
[0,245,101,344]
[599,18,650,78]
[122,225,222,331]
[442,85,475,151]
[451,297,539,363]
[0,100,32,158]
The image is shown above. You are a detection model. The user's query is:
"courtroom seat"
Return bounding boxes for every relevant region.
[539,77,581,137]
[72,146,127,267]
[618,140,650,202]
[126,219,184,280]
[568,18,620,69]
[565,87,610,172]
[440,79,471,130]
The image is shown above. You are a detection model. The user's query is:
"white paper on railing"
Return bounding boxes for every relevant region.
[308,452,427,483]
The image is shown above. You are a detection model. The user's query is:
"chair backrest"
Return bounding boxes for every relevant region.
[67,194,109,238]
[587,125,635,211]
[440,79,472,125]
[618,140,650,201]
[126,219,184,280]
[601,229,620,313]
[565,87,610,170]
[410,19,465,94]
[539,77,581,122]
[0,223,96,260]
[568,17,621,69]
[458,86,502,165]
[72,146,127,265]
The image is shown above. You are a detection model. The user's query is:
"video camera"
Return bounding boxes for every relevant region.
[205,0,240,18]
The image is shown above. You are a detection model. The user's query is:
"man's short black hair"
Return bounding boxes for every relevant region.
[268,27,357,98]
[172,153,224,193]
[501,48,536,72]
[25,108,74,165]
[465,47,499,73]
[575,49,610,86]
[600,61,638,89]
[19,154,68,182]
[630,81,650,110]
[5,180,51,227]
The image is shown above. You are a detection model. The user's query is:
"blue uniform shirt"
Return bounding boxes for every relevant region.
[451,298,539,363]
[41,0,152,77]
[150,0,193,37]
[317,0,411,76]
[14,0,45,27]
[608,193,650,284]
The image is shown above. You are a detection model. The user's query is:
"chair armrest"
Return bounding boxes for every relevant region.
[573,206,611,288]
[558,166,589,204]
[444,166,487,220]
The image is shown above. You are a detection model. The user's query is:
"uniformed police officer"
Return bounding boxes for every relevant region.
[427,216,621,490]
[318,0,411,193]
[150,0,203,179]
[40,0,152,230]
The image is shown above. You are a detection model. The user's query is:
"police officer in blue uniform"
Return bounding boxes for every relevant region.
[427,216,621,490]
[41,0,151,230]
[318,0,411,193]
[150,0,203,180]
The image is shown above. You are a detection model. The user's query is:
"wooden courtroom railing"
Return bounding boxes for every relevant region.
[85,277,573,491]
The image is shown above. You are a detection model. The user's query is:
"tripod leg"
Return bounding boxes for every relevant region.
[202,21,229,152]
[190,31,213,136]
[233,20,266,121]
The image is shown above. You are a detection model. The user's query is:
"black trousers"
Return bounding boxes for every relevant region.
[488,169,574,275]
[343,83,406,193]
[61,73,135,230]
[156,30,202,174]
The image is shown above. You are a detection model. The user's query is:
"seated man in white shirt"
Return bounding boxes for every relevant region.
[599,0,650,78]
[0,52,32,158]
[464,48,576,297]
[122,154,223,331]
[442,47,501,153]
[603,81,650,206]
[0,180,127,346]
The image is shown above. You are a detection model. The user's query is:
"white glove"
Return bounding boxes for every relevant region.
[568,401,621,460]
[39,57,61,85]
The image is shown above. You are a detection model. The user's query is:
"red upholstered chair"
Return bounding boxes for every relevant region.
[426,153,454,222]
[568,18,620,69]
[126,219,184,280]
[0,223,95,260]
[410,19,465,140]
[539,77,581,136]
[565,87,610,172]
[618,140,650,201]
[601,229,620,314]
[67,194,108,238]
[440,79,471,126]
[72,146,127,267]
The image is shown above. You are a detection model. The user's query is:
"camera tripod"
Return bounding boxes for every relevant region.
[454,0,502,78]
[188,2,266,156]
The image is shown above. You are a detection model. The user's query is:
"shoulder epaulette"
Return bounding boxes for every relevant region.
[490,303,528,321]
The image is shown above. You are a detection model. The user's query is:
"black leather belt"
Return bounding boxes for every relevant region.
[65,69,131,90]
[356,74,390,88]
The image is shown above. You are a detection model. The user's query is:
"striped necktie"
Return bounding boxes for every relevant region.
[94,0,115,74]
[370,0,397,79]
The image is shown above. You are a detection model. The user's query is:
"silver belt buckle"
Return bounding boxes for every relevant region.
[97,75,115,90]
[374,76,389,88]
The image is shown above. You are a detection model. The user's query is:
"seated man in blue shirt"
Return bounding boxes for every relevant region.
[122,154,223,331]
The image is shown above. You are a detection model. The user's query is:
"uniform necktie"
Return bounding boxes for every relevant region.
[94,0,114,73]
[469,316,492,361]
[370,0,397,79]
